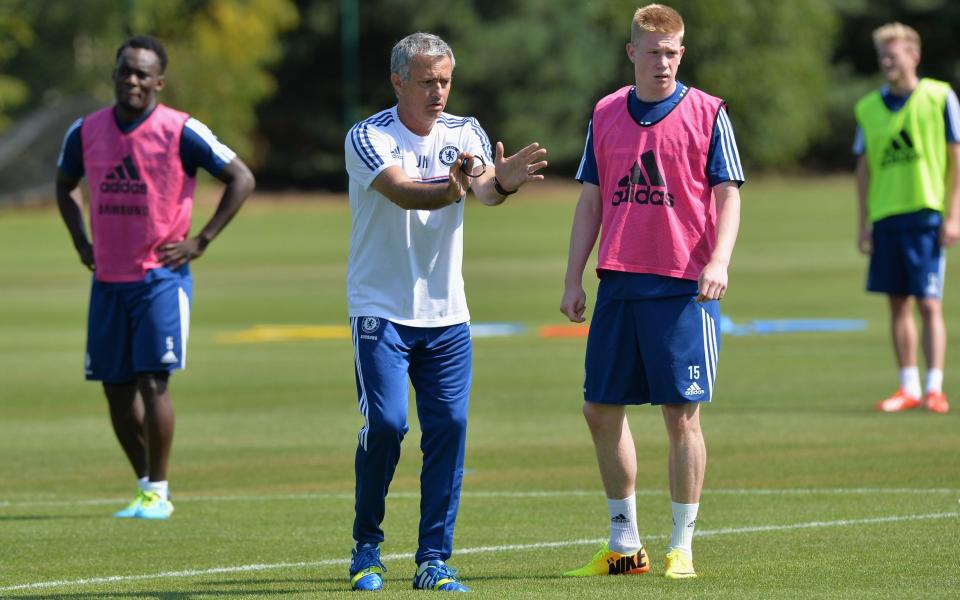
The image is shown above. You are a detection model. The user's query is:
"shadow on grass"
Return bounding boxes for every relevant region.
[11,589,302,600]
[0,515,91,521]
[7,574,566,598]
[9,578,364,598]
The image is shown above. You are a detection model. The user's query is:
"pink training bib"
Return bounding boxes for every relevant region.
[82,104,195,282]
[592,85,724,281]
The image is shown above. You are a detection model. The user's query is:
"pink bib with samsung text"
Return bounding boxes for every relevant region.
[592,85,723,281]
[82,104,195,282]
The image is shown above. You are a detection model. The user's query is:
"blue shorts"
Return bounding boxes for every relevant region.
[584,289,720,405]
[868,211,945,298]
[85,266,192,383]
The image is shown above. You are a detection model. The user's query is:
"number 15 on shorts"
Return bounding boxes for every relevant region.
[688,365,701,380]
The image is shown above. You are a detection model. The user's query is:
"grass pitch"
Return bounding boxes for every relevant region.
[1,177,958,598]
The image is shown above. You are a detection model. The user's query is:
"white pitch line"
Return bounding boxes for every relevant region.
[1,511,956,593]
[2,487,958,509]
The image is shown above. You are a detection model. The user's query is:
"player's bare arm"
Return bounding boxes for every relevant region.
[158,157,255,269]
[855,154,872,254]
[941,142,960,247]
[561,182,602,322]
[371,155,472,210]
[54,170,94,271]
[472,141,548,206]
[697,181,740,302]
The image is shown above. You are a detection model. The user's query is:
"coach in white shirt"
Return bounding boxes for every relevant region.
[342,32,547,592]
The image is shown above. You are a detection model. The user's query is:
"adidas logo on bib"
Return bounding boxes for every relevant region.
[611,150,676,208]
[100,155,148,194]
[881,129,919,167]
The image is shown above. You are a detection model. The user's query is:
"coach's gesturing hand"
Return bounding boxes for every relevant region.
[494,141,548,193]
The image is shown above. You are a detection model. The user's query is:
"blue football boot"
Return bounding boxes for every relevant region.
[113,490,147,518]
[350,544,386,591]
[412,560,469,592]
[133,491,174,519]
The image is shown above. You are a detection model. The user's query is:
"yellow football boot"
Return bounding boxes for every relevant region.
[563,543,650,577]
[664,548,697,579]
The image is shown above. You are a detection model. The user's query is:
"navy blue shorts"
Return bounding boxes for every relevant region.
[868,213,945,298]
[584,291,720,405]
[85,266,192,383]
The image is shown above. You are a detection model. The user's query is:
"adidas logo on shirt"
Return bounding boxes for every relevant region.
[881,129,919,167]
[684,381,705,397]
[160,336,178,365]
[612,150,675,207]
[99,155,148,194]
[925,272,941,297]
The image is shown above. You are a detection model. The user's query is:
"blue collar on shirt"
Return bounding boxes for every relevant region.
[627,82,688,126]
[880,84,911,112]
[113,105,156,134]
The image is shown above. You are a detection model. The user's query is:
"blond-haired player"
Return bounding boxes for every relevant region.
[562,4,743,579]
[854,22,960,414]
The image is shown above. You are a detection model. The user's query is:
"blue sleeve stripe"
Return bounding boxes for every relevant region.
[439,115,470,127]
[350,120,386,171]
[438,114,493,160]
[360,121,387,168]
[349,124,380,171]
[852,126,865,155]
[348,110,394,172]
[57,117,83,169]
[946,89,960,143]
[716,108,744,182]
[370,111,395,127]
[470,118,493,161]
[348,125,373,171]
[575,120,592,181]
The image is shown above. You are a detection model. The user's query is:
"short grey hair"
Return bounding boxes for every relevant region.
[390,32,455,81]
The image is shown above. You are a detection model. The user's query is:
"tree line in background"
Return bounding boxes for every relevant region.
[0,0,297,162]
[1,0,959,192]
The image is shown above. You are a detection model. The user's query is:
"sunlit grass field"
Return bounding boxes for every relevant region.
[1,177,958,598]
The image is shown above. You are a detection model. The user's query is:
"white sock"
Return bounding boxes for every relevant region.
[607,494,641,554]
[137,476,150,493]
[669,502,699,556]
[146,480,169,501]
[926,369,944,394]
[900,367,922,398]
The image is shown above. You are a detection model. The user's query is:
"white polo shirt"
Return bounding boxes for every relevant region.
[344,106,493,327]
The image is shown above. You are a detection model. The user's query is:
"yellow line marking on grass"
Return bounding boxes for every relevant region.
[215,325,351,343]
[1,511,957,593]
[3,487,960,509]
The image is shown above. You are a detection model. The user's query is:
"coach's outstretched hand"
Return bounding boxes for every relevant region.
[494,141,548,193]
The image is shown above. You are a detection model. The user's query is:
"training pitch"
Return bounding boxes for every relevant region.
[1,177,957,598]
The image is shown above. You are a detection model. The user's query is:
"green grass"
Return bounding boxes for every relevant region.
[1,177,958,598]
